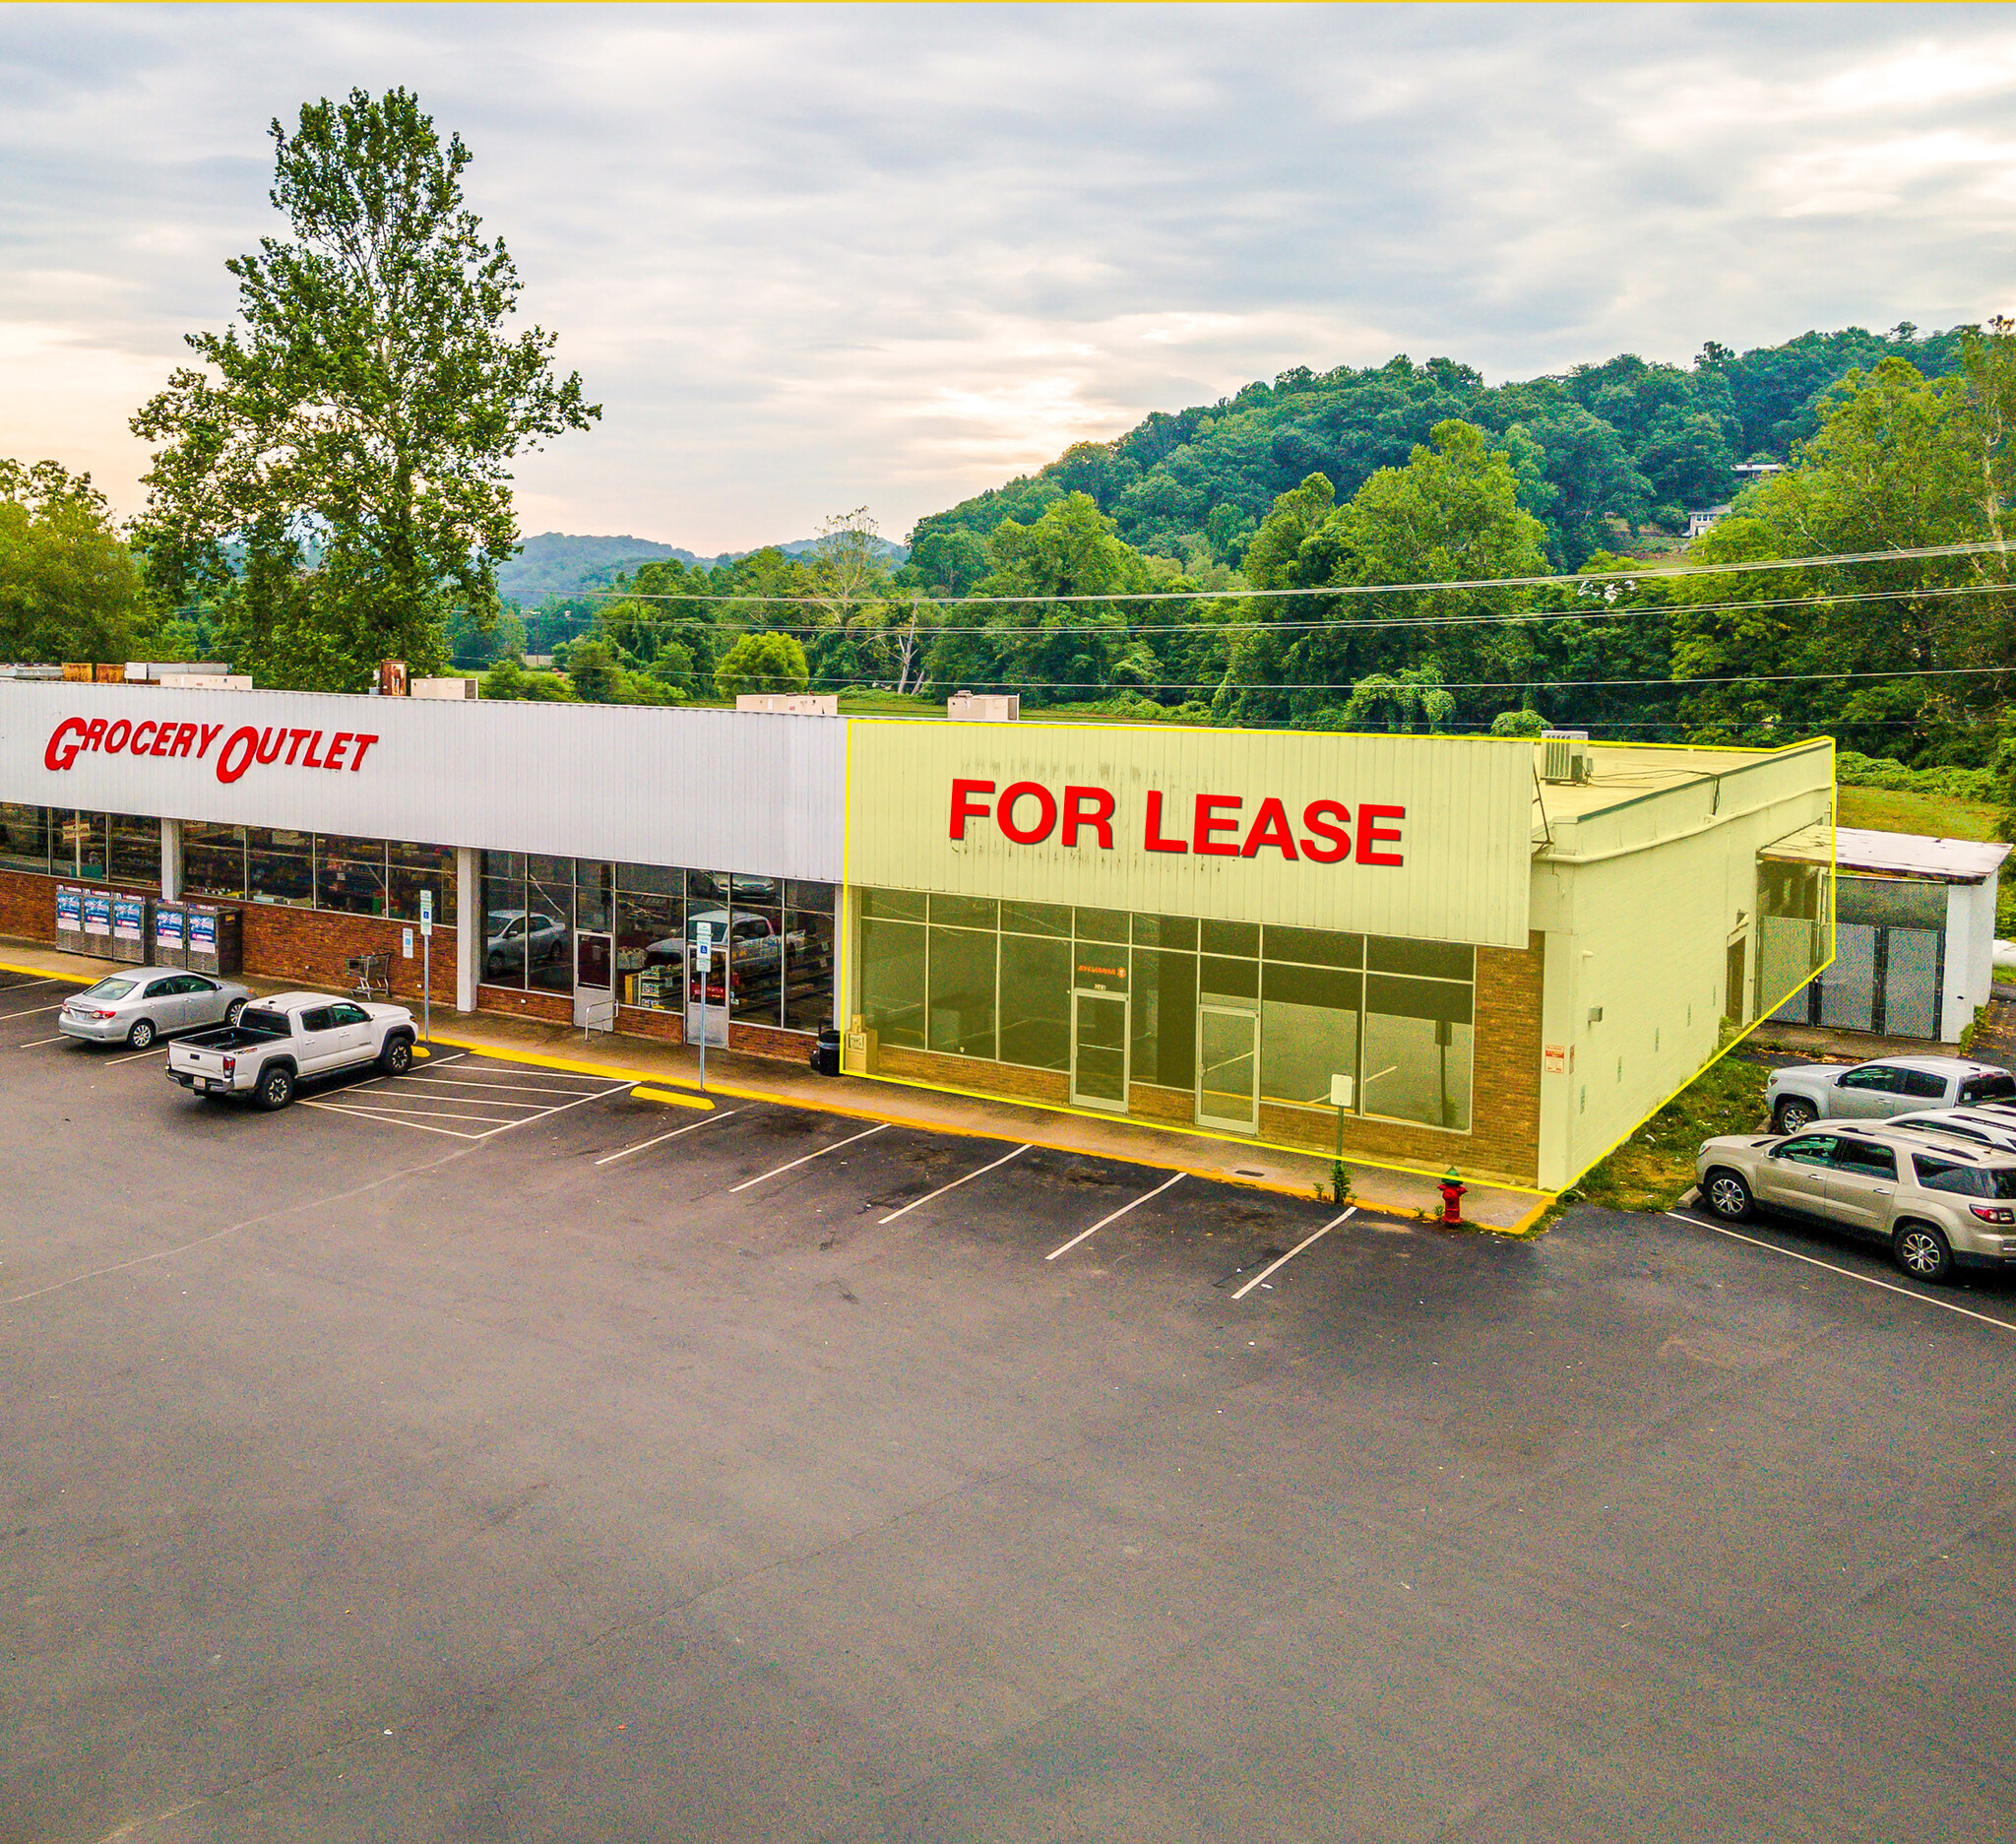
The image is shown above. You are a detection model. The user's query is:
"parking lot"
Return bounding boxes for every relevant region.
[5,965,2016,1843]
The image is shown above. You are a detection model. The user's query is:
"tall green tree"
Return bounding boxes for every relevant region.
[0,460,162,665]
[1216,422,1547,728]
[1670,350,2016,757]
[922,493,1160,702]
[131,87,598,691]
[714,632,810,701]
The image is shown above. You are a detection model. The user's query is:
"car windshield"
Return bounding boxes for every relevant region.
[234,1008,291,1040]
[1962,1073,2016,1104]
[80,979,136,1000]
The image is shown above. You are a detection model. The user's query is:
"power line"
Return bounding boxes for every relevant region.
[538,536,2012,608]
[541,576,2013,638]
[756,664,2015,693]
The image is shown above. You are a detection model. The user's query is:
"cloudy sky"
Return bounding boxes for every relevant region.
[4,5,2014,550]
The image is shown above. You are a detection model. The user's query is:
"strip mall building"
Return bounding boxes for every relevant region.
[0,681,1835,1190]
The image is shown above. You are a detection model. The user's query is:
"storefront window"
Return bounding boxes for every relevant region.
[317,836,388,917]
[71,812,109,882]
[481,852,529,987]
[1360,968,1474,1131]
[860,913,926,1049]
[999,932,1070,1068]
[527,854,574,992]
[855,885,1480,1140]
[246,828,313,906]
[107,813,160,891]
[1260,963,1361,1109]
[784,901,836,1034]
[0,804,49,876]
[182,822,245,899]
[388,842,457,926]
[729,896,785,1026]
[616,867,683,1010]
[574,858,614,936]
[927,922,996,1057]
[1129,947,1195,1091]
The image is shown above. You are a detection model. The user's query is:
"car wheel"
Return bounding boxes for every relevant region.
[256,1065,295,1112]
[1892,1222,1952,1284]
[1702,1168,1753,1222]
[224,998,246,1025]
[1773,1099,1816,1133]
[377,1035,412,1076]
[125,1017,156,1051]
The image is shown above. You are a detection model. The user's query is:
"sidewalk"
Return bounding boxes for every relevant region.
[0,935,1548,1233]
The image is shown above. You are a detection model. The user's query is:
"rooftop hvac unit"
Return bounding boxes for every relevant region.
[1541,729,1593,785]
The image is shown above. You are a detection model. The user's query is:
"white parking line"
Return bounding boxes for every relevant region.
[104,1045,167,1065]
[0,977,59,990]
[596,1109,739,1166]
[1046,1171,1187,1261]
[19,1033,70,1049]
[0,1003,64,1020]
[879,1143,1030,1224]
[400,1075,611,1098]
[1231,1208,1355,1300]
[729,1122,888,1192]
[1665,1210,2016,1334]
[295,1072,631,1140]
[303,1098,532,1128]
[297,1101,490,1140]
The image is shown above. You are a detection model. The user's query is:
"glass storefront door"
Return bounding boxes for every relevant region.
[1195,1003,1259,1132]
[574,930,615,1030]
[1070,990,1129,1112]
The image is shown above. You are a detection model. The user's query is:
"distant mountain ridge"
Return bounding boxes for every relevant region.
[498,531,908,604]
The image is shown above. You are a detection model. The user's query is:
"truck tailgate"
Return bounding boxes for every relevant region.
[169,1043,235,1077]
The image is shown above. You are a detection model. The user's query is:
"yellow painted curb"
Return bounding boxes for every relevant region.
[631,1086,715,1112]
[425,1031,697,1090]
[0,960,93,986]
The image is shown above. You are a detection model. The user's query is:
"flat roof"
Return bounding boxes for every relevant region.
[1764,822,2010,883]
[1528,741,1822,823]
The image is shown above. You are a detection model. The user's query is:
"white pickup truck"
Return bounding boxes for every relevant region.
[166,990,418,1110]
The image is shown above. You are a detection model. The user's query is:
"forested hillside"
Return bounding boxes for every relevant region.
[907,325,1966,579]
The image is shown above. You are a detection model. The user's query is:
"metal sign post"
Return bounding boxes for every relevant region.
[694,920,714,1091]
[419,888,434,1046]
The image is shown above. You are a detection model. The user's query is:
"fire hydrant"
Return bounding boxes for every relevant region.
[1438,1171,1467,1227]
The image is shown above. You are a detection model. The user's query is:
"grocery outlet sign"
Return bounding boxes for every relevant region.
[850,720,1534,947]
[42,715,382,782]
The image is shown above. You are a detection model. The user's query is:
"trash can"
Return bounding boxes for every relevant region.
[811,1026,843,1077]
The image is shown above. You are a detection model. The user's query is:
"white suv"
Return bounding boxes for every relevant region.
[1695,1120,2016,1283]
[1763,1055,2015,1134]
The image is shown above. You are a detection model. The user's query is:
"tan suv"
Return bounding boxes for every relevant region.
[1695,1121,2016,1283]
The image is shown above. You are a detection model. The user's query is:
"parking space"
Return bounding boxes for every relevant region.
[8,996,2016,1842]
[297,1050,635,1141]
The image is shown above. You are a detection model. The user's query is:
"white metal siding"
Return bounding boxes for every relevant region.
[0,684,846,879]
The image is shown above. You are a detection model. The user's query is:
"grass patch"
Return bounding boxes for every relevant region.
[1835,787,2015,937]
[1550,1053,1771,1220]
[1836,784,2000,843]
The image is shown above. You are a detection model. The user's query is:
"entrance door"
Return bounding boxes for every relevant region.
[1195,1004,1260,1133]
[1723,936,1748,1026]
[1070,990,1130,1113]
[574,930,615,1029]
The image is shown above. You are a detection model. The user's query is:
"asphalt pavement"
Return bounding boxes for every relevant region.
[4,969,2014,1843]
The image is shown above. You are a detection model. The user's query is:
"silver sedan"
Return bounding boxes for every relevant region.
[58,971,253,1050]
